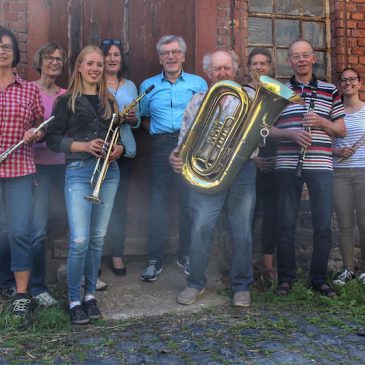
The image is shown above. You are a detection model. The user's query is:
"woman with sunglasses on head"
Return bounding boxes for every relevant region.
[0,26,45,317]
[332,68,365,286]
[47,45,123,324]
[29,42,67,307]
[100,39,140,276]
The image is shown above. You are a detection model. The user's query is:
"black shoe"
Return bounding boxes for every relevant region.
[69,305,90,325]
[83,298,102,320]
[11,294,32,317]
[1,287,16,300]
[112,266,127,276]
[176,256,190,275]
[140,260,162,282]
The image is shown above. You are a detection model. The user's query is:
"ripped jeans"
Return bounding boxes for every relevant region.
[64,158,119,303]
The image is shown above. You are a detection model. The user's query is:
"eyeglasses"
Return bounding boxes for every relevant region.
[159,50,183,58]
[289,52,313,61]
[101,39,122,46]
[43,55,65,64]
[0,43,13,52]
[340,76,359,84]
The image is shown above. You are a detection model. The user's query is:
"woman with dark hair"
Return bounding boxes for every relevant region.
[0,26,45,317]
[332,68,365,286]
[47,45,123,324]
[30,42,67,306]
[100,39,140,276]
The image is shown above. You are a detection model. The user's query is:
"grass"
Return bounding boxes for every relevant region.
[1,278,365,364]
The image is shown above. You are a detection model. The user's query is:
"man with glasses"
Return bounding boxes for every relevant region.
[139,35,207,281]
[269,39,346,298]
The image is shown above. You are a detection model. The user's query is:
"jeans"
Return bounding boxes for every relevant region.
[106,157,133,257]
[0,186,15,290]
[65,158,119,302]
[275,171,334,286]
[334,168,365,271]
[30,164,65,296]
[0,175,34,274]
[187,160,256,293]
[148,133,191,261]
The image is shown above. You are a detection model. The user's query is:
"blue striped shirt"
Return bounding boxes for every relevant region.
[334,106,365,168]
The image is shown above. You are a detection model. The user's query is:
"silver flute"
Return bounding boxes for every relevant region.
[0,115,55,164]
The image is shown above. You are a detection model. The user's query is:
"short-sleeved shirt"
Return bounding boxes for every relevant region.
[275,75,345,172]
[32,85,67,165]
[139,71,208,135]
[333,106,365,168]
[0,75,44,178]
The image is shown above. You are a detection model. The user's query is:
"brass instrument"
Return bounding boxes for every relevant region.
[85,85,155,204]
[0,115,55,164]
[179,74,303,193]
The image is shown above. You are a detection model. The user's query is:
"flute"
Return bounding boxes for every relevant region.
[337,133,365,163]
[0,115,55,164]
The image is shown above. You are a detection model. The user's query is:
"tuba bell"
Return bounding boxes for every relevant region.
[179,73,303,193]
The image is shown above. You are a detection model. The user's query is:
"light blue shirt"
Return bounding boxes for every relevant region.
[109,79,140,158]
[139,70,208,135]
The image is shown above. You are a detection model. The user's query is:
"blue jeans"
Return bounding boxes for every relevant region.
[65,158,119,302]
[0,186,14,290]
[0,175,34,274]
[148,133,191,261]
[187,160,256,293]
[275,171,334,286]
[30,164,65,296]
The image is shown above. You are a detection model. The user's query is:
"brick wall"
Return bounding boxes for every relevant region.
[331,0,365,99]
[0,0,28,77]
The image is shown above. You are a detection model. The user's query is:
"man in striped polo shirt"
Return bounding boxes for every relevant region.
[270,40,346,298]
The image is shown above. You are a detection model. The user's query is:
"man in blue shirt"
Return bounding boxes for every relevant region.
[139,35,208,281]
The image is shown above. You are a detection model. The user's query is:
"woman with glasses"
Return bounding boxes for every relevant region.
[47,45,123,324]
[100,39,140,276]
[332,68,365,286]
[27,42,68,307]
[0,26,45,317]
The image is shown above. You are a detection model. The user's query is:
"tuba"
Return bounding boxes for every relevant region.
[179,74,303,193]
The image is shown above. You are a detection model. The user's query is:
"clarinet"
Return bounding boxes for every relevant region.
[295,88,317,178]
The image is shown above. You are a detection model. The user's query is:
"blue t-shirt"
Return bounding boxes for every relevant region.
[139,70,208,135]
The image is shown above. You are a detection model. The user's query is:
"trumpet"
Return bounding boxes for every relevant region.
[0,115,55,164]
[85,84,155,204]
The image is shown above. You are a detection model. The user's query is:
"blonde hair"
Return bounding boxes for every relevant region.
[68,45,113,119]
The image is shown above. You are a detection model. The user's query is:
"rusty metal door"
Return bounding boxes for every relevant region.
[34,0,197,256]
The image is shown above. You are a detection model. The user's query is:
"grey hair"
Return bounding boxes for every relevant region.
[156,35,187,55]
[202,50,239,74]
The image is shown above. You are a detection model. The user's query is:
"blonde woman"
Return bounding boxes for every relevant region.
[47,45,123,324]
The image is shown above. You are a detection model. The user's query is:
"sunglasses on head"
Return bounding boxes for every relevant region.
[101,39,122,46]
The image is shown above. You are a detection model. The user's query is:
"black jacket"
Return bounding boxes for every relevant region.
[46,93,114,162]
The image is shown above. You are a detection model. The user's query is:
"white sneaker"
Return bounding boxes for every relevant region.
[333,269,355,285]
[177,287,205,305]
[96,278,108,291]
[33,292,57,307]
[359,273,365,284]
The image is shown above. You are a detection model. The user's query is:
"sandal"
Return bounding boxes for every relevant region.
[276,282,291,296]
[313,283,337,298]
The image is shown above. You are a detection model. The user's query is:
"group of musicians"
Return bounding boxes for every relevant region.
[1,25,364,326]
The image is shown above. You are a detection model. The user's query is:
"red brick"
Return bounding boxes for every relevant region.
[4,11,18,22]
[351,29,365,37]
[359,56,365,64]
[8,1,27,12]
[352,48,365,55]
[335,28,346,37]
[348,55,359,63]
[347,20,358,29]
[334,19,344,28]
[358,38,365,46]
[352,12,365,20]
[357,21,365,29]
